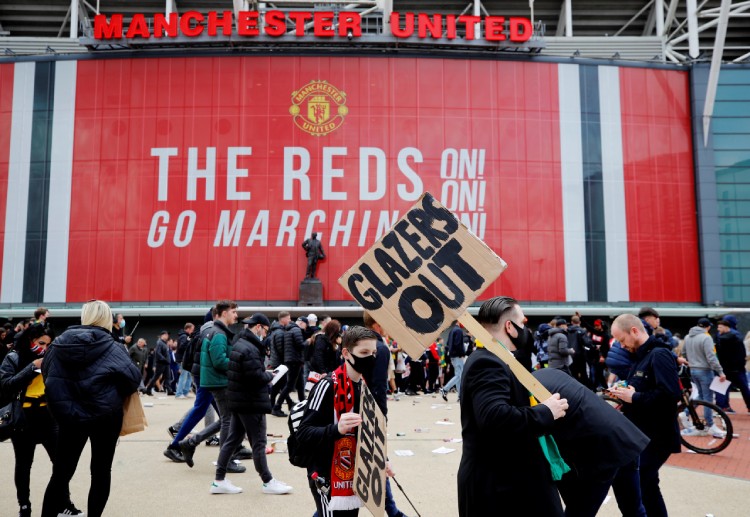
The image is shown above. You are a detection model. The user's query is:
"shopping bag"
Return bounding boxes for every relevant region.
[120,391,148,436]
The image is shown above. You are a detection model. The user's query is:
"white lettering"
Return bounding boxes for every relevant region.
[359,147,386,201]
[330,210,355,246]
[284,147,310,200]
[214,210,245,247]
[440,148,459,179]
[376,211,399,241]
[358,210,371,246]
[174,211,196,247]
[227,147,252,201]
[397,148,423,201]
[276,210,300,246]
[322,147,347,201]
[187,147,216,201]
[147,210,170,247]
[247,210,269,246]
[304,210,326,242]
[151,148,178,201]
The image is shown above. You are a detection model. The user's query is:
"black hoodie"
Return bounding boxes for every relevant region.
[42,325,141,424]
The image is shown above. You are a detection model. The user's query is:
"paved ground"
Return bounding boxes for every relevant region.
[1,391,748,517]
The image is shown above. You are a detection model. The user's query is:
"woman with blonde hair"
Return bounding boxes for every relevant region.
[40,300,141,517]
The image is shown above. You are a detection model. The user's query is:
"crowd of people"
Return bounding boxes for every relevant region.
[2,300,750,517]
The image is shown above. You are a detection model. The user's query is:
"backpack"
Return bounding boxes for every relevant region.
[287,399,315,468]
[566,327,589,365]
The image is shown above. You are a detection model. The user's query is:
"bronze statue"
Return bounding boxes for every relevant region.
[302,232,325,279]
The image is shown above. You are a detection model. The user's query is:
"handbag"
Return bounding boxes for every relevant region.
[0,395,23,442]
[120,391,148,436]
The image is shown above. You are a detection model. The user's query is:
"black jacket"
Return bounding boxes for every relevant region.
[458,348,562,517]
[716,331,747,373]
[310,334,338,375]
[267,322,285,369]
[153,338,170,365]
[297,373,361,480]
[370,336,390,416]
[0,350,37,402]
[623,337,681,453]
[534,368,650,480]
[41,325,141,424]
[283,323,305,365]
[227,329,273,414]
[447,325,466,358]
[175,330,191,363]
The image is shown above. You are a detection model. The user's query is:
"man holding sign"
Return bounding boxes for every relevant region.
[296,326,394,516]
[458,296,569,517]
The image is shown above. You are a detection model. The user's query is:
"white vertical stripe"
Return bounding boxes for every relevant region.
[44,61,77,303]
[558,64,588,302]
[1,63,35,304]
[599,66,630,302]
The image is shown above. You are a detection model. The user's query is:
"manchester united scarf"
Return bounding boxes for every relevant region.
[328,364,364,511]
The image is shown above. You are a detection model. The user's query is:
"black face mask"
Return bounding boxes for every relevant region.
[347,353,377,378]
[508,321,533,351]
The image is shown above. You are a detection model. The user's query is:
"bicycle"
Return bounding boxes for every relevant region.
[599,368,733,455]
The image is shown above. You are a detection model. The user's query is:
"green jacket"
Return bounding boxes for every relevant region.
[200,320,234,389]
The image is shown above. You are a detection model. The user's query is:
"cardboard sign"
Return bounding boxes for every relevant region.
[338,192,507,359]
[354,383,388,517]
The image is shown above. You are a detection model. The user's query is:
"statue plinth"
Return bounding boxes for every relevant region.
[299,278,323,306]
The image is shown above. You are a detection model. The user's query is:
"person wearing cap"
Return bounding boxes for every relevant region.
[638,307,676,349]
[548,319,574,375]
[715,319,750,414]
[210,313,293,495]
[681,318,726,433]
[272,316,307,417]
[609,314,681,517]
[145,330,171,396]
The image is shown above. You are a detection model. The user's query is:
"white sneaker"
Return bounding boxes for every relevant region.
[709,425,727,438]
[262,478,293,495]
[677,412,691,429]
[681,427,708,437]
[210,479,243,494]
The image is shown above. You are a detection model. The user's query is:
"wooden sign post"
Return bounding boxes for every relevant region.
[339,193,555,516]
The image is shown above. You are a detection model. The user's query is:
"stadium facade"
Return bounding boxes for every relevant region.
[0,1,749,321]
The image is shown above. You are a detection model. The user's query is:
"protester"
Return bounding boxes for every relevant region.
[715,318,750,413]
[272,315,307,417]
[439,322,466,401]
[534,368,650,517]
[269,311,292,413]
[0,324,83,517]
[458,296,568,516]
[681,318,725,434]
[175,322,195,398]
[548,318,574,374]
[609,314,681,517]
[310,319,342,376]
[211,313,293,495]
[40,300,141,517]
[145,330,171,396]
[297,326,395,515]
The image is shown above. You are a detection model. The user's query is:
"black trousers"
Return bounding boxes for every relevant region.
[216,412,272,483]
[11,407,58,507]
[146,363,170,392]
[41,412,123,517]
[274,363,303,411]
[639,445,672,517]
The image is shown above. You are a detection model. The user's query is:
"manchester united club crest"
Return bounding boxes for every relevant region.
[333,435,356,481]
[289,80,348,136]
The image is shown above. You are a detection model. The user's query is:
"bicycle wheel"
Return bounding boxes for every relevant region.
[677,400,733,454]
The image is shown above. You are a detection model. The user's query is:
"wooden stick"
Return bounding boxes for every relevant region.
[458,312,553,401]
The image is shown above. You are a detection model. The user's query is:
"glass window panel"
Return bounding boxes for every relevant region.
[720,251,750,268]
[715,149,750,167]
[716,85,750,101]
[713,133,750,150]
[717,184,750,200]
[719,70,750,85]
[721,234,750,251]
[723,285,750,303]
[722,268,750,285]
[714,102,750,117]
[714,118,750,133]
[716,167,750,184]
[720,217,750,233]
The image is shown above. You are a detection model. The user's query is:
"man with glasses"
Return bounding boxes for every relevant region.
[210,313,293,495]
